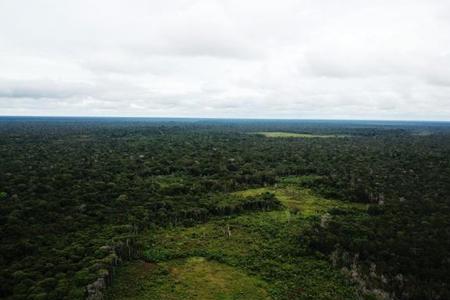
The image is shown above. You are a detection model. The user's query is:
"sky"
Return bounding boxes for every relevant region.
[1,0,450,120]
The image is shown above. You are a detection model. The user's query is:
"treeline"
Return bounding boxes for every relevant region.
[147,193,281,226]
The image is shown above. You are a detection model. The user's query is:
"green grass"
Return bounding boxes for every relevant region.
[107,177,364,300]
[253,132,349,138]
[105,258,270,300]
[154,175,188,188]
[233,179,366,216]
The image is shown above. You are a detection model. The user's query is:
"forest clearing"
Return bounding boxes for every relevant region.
[254,132,349,138]
[106,178,364,300]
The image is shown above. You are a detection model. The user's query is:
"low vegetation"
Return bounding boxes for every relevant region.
[105,257,271,300]
[253,132,349,138]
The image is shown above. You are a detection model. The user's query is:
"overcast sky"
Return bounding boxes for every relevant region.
[1,0,450,120]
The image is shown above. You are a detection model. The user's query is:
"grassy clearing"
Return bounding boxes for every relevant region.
[254,132,349,138]
[105,258,270,300]
[153,175,187,188]
[107,177,365,300]
[233,178,366,216]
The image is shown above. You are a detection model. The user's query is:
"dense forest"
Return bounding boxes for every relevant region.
[1,117,449,299]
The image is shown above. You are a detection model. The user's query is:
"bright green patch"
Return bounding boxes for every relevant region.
[106,258,270,300]
[233,179,366,216]
[154,175,188,188]
[280,175,323,185]
[254,132,349,138]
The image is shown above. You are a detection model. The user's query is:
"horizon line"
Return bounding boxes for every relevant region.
[1,115,450,123]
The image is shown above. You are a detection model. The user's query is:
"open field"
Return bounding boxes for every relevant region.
[233,177,366,216]
[254,132,350,138]
[105,257,270,300]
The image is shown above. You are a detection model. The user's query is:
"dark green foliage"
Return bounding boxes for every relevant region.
[1,117,450,299]
[303,200,450,299]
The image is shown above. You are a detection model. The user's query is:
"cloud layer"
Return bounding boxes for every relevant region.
[1,0,450,120]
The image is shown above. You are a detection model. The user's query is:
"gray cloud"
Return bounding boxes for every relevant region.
[0,79,97,99]
[0,0,450,120]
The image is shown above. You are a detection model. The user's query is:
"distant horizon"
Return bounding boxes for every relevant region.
[1,115,450,124]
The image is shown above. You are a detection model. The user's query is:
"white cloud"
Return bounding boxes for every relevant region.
[0,0,450,120]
